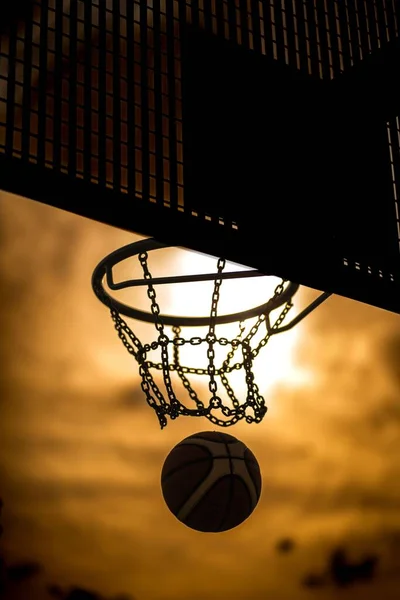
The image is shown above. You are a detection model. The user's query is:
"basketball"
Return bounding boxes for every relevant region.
[161,431,262,532]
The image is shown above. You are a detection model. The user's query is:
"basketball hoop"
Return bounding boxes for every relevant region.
[92,238,331,429]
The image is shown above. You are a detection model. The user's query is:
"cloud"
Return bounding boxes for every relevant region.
[2,193,400,599]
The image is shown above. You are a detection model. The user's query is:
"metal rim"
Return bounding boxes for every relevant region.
[92,238,300,327]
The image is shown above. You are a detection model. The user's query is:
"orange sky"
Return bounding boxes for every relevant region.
[1,191,400,600]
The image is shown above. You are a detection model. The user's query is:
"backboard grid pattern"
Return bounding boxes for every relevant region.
[0,0,399,313]
[1,1,399,206]
[0,0,185,210]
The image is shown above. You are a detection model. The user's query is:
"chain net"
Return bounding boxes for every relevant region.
[107,252,293,429]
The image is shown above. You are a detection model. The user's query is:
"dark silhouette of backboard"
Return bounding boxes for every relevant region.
[0,1,399,313]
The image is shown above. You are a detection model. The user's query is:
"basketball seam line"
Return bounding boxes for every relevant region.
[162,456,254,483]
[229,443,253,521]
[184,474,238,532]
[174,458,216,520]
[244,451,261,504]
[215,440,235,532]
[174,443,213,458]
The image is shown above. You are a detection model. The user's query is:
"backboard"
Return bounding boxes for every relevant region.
[0,0,399,314]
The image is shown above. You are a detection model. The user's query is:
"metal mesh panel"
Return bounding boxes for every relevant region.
[0,0,184,208]
[1,0,398,201]
[0,0,399,313]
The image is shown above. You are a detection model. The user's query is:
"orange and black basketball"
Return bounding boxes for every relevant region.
[161,431,262,532]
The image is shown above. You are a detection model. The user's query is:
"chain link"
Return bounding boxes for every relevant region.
[206,257,225,410]
[172,326,205,411]
[139,252,181,420]
[108,255,294,429]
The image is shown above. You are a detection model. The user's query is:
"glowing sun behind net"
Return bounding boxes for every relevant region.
[161,248,308,403]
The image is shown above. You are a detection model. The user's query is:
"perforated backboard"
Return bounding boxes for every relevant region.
[0,1,399,313]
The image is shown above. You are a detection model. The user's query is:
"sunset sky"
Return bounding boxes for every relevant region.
[2,1,400,599]
[1,190,400,600]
